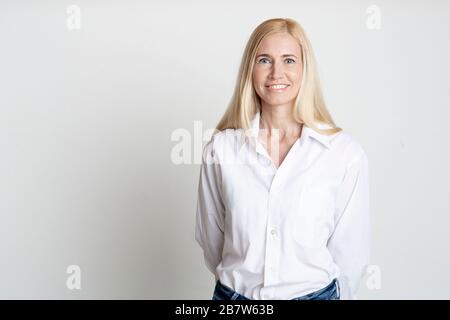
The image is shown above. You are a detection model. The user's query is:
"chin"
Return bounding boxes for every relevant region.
[264,99,293,107]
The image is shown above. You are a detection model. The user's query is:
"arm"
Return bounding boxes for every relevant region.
[195,138,226,281]
[328,151,370,299]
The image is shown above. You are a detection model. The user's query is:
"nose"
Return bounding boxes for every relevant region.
[269,60,284,79]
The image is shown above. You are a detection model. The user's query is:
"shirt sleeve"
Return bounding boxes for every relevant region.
[195,138,226,281]
[327,150,370,300]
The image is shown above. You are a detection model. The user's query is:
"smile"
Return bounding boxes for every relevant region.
[266,84,290,91]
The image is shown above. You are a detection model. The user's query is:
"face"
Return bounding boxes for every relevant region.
[252,32,303,109]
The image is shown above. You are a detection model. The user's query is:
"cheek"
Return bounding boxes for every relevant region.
[290,69,303,87]
[253,70,264,84]
[252,72,265,92]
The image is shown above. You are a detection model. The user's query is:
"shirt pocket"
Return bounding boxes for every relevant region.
[290,183,336,248]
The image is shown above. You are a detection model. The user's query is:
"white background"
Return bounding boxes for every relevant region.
[1,0,449,299]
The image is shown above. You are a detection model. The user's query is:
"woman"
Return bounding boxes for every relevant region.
[195,18,370,300]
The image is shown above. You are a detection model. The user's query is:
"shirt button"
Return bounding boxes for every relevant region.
[271,229,277,236]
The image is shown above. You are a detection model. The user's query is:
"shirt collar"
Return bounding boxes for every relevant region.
[239,110,333,150]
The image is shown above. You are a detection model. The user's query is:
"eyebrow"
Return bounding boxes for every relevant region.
[255,54,298,59]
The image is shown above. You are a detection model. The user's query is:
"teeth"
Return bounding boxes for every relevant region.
[269,85,288,89]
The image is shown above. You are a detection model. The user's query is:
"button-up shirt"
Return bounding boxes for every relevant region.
[195,110,370,300]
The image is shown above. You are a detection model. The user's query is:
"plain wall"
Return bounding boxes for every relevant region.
[1,0,449,299]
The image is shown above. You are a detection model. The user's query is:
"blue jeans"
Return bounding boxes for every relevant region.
[212,279,340,300]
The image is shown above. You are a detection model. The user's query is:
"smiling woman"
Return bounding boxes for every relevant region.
[253,33,303,112]
[195,18,370,301]
[215,18,340,137]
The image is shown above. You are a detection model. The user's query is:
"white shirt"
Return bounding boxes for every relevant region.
[195,110,370,300]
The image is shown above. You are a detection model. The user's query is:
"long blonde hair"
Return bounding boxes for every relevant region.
[215,18,342,136]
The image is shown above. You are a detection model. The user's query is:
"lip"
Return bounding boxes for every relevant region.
[265,84,290,92]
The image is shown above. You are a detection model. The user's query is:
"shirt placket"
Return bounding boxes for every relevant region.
[253,134,304,299]
[262,187,282,299]
[252,138,283,299]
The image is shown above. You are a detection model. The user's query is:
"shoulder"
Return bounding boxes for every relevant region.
[330,129,368,168]
[202,128,242,162]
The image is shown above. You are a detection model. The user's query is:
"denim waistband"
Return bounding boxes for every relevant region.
[212,278,340,300]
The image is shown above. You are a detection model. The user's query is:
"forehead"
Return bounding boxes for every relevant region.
[256,32,301,55]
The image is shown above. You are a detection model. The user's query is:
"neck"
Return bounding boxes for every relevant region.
[259,103,302,141]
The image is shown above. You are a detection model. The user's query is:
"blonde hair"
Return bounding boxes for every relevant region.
[215,18,342,136]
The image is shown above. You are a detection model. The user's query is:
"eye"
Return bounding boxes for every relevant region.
[286,58,296,64]
[257,57,270,64]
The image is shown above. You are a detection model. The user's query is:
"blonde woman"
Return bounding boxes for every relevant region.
[195,18,370,300]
